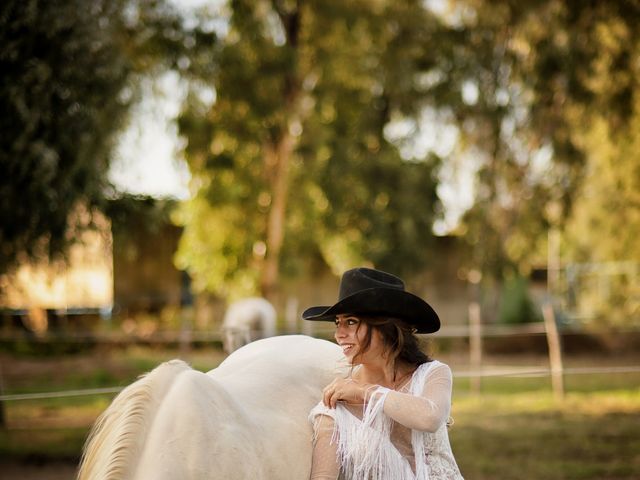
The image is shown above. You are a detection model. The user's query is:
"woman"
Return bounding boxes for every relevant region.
[303,267,464,480]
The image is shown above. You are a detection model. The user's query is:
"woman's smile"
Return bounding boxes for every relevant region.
[340,343,356,355]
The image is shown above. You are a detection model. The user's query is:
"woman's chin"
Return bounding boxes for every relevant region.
[345,355,361,365]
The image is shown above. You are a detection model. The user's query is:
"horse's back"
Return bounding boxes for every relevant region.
[133,369,265,479]
[210,335,344,478]
[79,335,343,480]
[138,335,342,479]
[78,359,192,480]
[214,334,341,382]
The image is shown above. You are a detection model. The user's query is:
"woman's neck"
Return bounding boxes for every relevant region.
[356,359,414,389]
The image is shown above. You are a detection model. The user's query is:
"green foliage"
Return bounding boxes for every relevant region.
[0,0,202,274]
[0,0,136,272]
[3,0,638,330]
[448,0,640,285]
[497,274,541,324]
[175,0,444,297]
[566,113,640,264]
[174,0,640,306]
[551,2,640,327]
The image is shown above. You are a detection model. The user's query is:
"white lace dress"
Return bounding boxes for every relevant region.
[309,360,464,480]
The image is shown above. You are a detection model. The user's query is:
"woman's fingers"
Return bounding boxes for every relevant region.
[323,379,340,407]
[322,378,363,408]
[322,379,337,407]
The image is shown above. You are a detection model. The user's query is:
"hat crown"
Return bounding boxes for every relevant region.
[338,267,405,300]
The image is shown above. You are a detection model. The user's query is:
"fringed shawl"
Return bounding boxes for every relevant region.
[310,361,442,480]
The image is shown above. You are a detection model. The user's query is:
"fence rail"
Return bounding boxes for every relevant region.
[0,387,123,402]
[1,365,639,402]
[3,323,640,343]
[2,314,640,403]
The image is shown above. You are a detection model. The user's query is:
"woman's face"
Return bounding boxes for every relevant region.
[334,314,384,364]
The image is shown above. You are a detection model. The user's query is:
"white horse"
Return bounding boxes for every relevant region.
[221,297,277,354]
[77,335,344,480]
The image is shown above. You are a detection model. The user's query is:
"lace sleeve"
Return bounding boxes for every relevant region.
[381,362,452,432]
[309,413,340,480]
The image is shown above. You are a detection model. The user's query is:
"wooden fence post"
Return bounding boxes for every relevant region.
[469,302,483,394]
[285,296,299,334]
[542,303,564,400]
[0,362,6,429]
[179,314,192,359]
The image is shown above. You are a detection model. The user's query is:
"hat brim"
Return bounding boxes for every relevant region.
[301,288,440,334]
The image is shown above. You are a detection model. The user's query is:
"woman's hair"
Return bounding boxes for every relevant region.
[353,316,431,373]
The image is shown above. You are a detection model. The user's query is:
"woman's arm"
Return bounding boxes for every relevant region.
[310,414,340,480]
[381,362,452,432]
[321,362,453,432]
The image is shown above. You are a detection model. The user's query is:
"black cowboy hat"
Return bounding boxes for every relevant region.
[302,267,440,333]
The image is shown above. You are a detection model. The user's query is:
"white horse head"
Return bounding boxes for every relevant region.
[78,335,344,480]
[221,297,277,354]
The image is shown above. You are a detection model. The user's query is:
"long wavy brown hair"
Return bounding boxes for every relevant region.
[352,316,431,377]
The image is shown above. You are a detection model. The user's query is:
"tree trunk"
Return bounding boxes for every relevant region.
[259,1,306,302]
[261,131,296,302]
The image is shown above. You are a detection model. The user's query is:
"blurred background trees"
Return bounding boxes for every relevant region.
[0,0,136,272]
[436,0,640,323]
[0,0,202,272]
[1,0,639,326]
[174,0,445,300]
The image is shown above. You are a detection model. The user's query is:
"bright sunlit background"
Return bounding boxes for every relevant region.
[109,72,191,200]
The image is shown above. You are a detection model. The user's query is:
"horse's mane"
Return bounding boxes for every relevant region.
[77,359,191,480]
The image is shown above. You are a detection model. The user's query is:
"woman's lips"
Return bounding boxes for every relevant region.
[341,344,355,355]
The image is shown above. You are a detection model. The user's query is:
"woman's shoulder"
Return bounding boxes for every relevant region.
[417,359,451,373]
[407,360,454,396]
[413,360,453,383]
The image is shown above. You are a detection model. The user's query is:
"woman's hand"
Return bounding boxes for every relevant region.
[322,377,368,408]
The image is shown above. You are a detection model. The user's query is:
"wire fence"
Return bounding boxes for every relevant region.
[0,387,123,402]
[1,365,639,402]
[2,318,640,403]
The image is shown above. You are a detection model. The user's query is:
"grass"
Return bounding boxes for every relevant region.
[0,345,226,463]
[451,391,640,479]
[1,346,639,479]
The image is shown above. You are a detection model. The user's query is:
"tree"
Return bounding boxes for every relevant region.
[0,0,202,274]
[560,3,640,326]
[426,1,640,322]
[0,0,133,272]
[434,0,582,283]
[175,0,445,300]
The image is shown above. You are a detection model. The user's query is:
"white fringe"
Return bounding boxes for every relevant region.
[333,387,413,480]
[329,361,439,480]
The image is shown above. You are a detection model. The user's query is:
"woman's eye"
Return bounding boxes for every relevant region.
[335,317,359,327]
